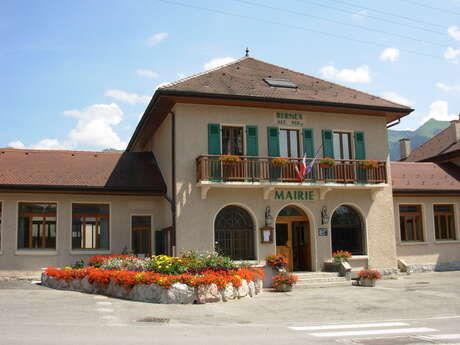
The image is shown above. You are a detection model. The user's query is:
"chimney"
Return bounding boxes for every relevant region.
[399,138,411,160]
[450,113,460,143]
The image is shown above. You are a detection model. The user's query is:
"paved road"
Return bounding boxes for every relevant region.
[1,272,459,345]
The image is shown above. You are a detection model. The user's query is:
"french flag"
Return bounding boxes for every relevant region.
[295,153,308,182]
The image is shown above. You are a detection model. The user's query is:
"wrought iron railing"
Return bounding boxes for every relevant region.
[196,155,387,184]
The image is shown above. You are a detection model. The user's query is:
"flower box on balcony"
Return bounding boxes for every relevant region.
[360,160,379,169]
[319,158,336,169]
[272,157,290,167]
[219,155,241,164]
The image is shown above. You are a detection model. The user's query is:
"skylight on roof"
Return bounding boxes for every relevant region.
[264,78,297,89]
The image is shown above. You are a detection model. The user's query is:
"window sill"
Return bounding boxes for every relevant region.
[15,250,57,256]
[398,241,430,246]
[433,240,460,245]
[70,250,111,255]
[348,255,369,260]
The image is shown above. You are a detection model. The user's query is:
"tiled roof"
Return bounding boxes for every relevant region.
[391,162,460,193]
[0,149,166,194]
[160,56,412,111]
[405,121,460,162]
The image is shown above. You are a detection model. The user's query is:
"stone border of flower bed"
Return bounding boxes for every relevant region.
[41,273,263,304]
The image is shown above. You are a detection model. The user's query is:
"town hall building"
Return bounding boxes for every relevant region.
[0,56,459,274]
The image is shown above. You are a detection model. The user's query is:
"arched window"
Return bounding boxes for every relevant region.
[215,206,255,260]
[331,205,365,255]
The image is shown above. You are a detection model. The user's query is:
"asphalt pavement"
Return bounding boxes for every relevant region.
[0,271,459,345]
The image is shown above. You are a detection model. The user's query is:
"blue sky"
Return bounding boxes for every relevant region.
[1,0,460,150]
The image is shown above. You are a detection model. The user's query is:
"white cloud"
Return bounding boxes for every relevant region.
[147,32,168,46]
[31,138,70,150]
[7,140,25,149]
[436,82,460,93]
[105,89,151,105]
[136,69,158,79]
[155,82,171,90]
[177,73,186,79]
[380,91,413,106]
[444,46,460,63]
[203,57,236,70]
[422,100,457,123]
[319,64,371,83]
[352,10,368,19]
[448,25,460,42]
[65,103,127,150]
[380,48,400,62]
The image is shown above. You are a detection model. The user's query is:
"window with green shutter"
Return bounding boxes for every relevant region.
[246,125,258,156]
[208,124,221,181]
[354,131,366,183]
[267,127,280,180]
[302,128,314,158]
[322,129,334,158]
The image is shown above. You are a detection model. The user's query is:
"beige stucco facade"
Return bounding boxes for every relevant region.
[393,195,460,269]
[156,103,398,272]
[0,193,168,270]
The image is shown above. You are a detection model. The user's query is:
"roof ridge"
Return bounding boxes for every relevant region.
[0,148,124,154]
[160,56,250,89]
[245,57,412,110]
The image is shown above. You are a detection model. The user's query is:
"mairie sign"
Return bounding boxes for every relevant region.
[273,190,314,201]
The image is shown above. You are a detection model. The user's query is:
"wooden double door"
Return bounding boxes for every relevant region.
[276,215,311,272]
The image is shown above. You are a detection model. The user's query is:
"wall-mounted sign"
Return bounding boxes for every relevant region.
[318,228,328,237]
[275,112,305,127]
[273,190,315,201]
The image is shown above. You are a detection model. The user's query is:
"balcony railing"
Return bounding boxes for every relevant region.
[196,155,387,184]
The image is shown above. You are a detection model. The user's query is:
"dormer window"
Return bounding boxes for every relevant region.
[263,78,297,89]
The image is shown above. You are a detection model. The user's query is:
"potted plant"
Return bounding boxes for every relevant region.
[319,157,336,169]
[272,157,290,167]
[266,254,288,272]
[219,155,241,164]
[358,269,381,287]
[272,272,298,292]
[332,250,352,264]
[360,159,379,169]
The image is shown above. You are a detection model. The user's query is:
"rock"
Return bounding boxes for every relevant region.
[254,279,263,294]
[196,284,222,304]
[111,283,130,299]
[220,283,236,302]
[128,284,165,303]
[56,279,70,290]
[69,278,82,291]
[248,281,256,297]
[81,276,95,293]
[161,283,195,304]
[44,276,60,289]
[237,279,249,298]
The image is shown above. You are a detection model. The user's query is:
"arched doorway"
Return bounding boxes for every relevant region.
[331,205,365,255]
[214,205,255,260]
[276,206,311,271]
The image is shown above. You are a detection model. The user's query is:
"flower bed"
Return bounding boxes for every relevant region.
[41,252,264,304]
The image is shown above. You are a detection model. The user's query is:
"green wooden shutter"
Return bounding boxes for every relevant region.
[246,125,258,156]
[322,129,334,158]
[302,128,314,157]
[354,131,367,183]
[267,127,280,180]
[246,126,258,180]
[354,131,366,160]
[302,128,315,181]
[208,124,221,155]
[208,124,221,181]
[267,127,280,157]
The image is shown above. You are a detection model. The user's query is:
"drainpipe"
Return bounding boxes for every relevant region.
[171,111,177,256]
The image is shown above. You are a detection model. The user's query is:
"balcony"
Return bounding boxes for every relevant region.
[196,155,388,200]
